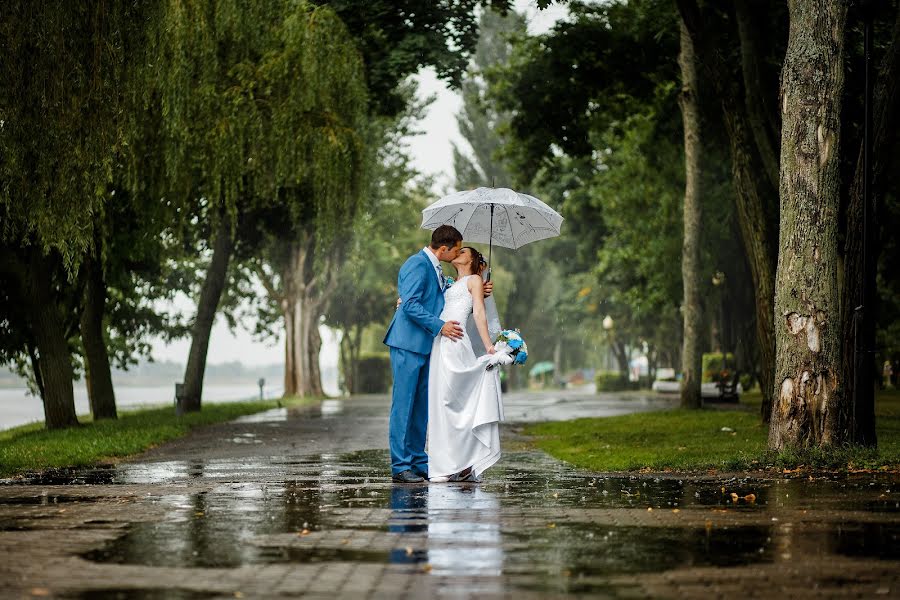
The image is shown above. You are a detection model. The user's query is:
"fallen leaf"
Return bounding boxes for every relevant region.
[421,564,433,572]
[298,529,310,536]
[547,523,556,528]
[30,589,51,597]
[672,509,681,514]
[730,492,739,502]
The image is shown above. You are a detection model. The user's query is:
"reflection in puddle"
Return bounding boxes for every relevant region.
[7,445,895,594]
[427,485,503,576]
[320,399,344,417]
[233,408,288,423]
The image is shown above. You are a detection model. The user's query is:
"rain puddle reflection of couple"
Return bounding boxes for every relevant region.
[388,485,502,577]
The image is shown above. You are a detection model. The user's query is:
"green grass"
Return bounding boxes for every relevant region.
[525,389,900,473]
[0,396,319,477]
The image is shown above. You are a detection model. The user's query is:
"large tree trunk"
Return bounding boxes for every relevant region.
[79,248,117,420]
[769,0,848,451]
[281,238,326,398]
[25,250,79,429]
[677,0,779,423]
[181,216,233,413]
[841,6,900,446]
[678,19,704,410]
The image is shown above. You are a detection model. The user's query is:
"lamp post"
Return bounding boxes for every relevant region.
[602,315,615,372]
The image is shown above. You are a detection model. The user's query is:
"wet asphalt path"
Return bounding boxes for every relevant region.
[1,391,899,599]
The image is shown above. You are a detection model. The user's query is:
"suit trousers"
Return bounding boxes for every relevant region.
[388,346,429,476]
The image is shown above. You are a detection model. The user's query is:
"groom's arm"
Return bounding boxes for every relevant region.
[398,261,445,338]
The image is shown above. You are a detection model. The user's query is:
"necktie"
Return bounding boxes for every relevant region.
[436,265,445,290]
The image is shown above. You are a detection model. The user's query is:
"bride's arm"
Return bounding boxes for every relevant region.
[468,277,495,354]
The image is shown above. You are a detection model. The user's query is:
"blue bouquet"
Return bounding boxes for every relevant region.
[486,329,528,370]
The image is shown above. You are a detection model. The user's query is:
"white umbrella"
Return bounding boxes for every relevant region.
[421,187,564,276]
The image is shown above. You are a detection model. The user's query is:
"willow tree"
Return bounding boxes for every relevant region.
[149,0,366,409]
[769,1,848,450]
[0,2,146,429]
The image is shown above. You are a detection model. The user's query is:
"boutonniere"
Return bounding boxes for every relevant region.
[444,276,456,289]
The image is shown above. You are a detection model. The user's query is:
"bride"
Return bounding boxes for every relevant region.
[427,246,504,483]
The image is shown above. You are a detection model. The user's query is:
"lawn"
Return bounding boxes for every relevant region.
[0,396,319,477]
[525,389,900,473]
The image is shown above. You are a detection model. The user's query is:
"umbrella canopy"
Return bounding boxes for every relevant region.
[421,187,564,251]
[529,361,555,378]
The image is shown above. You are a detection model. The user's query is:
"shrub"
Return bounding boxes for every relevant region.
[356,353,391,393]
[702,352,735,383]
[595,371,632,391]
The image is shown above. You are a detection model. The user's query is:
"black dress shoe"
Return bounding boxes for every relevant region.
[392,469,425,484]
[412,468,428,479]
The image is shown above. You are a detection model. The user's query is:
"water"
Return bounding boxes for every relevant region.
[0,383,284,431]
[8,449,898,594]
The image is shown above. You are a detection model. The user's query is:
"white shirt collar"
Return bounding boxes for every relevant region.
[424,247,443,286]
[423,246,440,269]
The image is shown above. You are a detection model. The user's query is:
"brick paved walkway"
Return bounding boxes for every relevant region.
[1,392,898,598]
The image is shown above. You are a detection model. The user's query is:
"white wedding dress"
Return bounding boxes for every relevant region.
[427,275,504,480]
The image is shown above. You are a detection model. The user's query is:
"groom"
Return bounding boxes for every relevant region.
[383,225,491,483]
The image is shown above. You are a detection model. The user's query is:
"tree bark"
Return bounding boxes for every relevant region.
[769,0,848,451]
[181,216,234,413]
[677,0,778,423]
[25,250,79,429]
[79,248,117,420]
[678,19,704,410]
[281,238,327,398]
[841,5,900,446]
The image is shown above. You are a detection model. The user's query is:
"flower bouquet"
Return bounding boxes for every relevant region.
[486,329,528,370]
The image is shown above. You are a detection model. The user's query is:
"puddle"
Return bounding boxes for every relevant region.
[233,408,288,423]
[0,494,108,505]
[61,590,220,600]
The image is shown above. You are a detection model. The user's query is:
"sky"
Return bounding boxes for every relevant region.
[149,1,569,369]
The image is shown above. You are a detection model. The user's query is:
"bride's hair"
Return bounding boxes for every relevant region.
[463,246,487,275]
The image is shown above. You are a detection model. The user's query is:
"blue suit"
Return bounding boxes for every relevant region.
[383,250,445,475]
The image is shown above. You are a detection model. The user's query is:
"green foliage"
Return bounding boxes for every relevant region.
[0,1,149,272]
[149,0,367,243]
[702,352,735,384]
[594,371,633,392]
[355,353,392,394]
[314,0,516,116]
[0,396,320,476]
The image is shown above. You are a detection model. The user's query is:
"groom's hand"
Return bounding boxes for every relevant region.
[440,320,464,340]
[483,281,493,297]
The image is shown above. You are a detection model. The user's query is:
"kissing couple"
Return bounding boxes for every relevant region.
[383,225,504,484]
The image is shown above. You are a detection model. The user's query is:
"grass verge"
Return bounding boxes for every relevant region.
[0,396,319,477]
[525,389,900,473]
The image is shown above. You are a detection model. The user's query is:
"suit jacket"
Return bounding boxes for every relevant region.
[383,250,445,355]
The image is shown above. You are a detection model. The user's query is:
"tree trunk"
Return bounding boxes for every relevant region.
[281,239,325,398]
[79,249,117,420]
[25,251,79,429]
[769,0,847,451]
[181,216,233,413]
[734,0,781,190]
[841,6,900,446]
[678,19,704,410]
[677,0,779,423]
